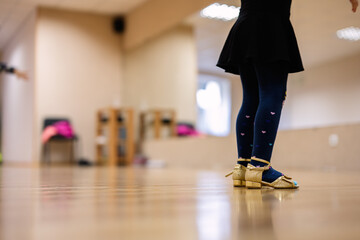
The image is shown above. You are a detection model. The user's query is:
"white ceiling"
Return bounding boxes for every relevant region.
[0,0,148,49]
[186,0,360,75]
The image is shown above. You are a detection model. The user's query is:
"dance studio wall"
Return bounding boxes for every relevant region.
[144,122,360,171]
[1,10,37,163]
[124,0,215,50]
[123,24,198,139]
[226,52,360,134]
[1,5,201,163]
[35,8,123,162]
[283,52,360,129]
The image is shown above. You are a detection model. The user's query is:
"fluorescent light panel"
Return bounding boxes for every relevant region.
[337,26,360,41]
[200,3,240,21]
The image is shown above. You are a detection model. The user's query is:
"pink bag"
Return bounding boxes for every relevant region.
[42,121,74,144]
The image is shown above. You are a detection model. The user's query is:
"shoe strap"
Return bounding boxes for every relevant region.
[247,163,270,171]
[251,157,271,165]
[238,158,251,162]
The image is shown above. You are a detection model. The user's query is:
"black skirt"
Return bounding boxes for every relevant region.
[216,0,304,75]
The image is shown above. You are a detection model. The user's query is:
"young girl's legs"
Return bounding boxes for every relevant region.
[236,60,288,183]
[250,61,288,183]
[236,61,259,166]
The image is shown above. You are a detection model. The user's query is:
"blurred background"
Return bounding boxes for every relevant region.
[0,0,360,171]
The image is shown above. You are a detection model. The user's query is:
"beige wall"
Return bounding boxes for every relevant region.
[125,0,215,50]
[36,8,123,161]
[2,7,200,163]
[144,123,360,171]
[2,3,359,166]
[226,52,360,134]
[1,10,37,162]
[228,74,242,134]
[283,53,360,129]
[124,24,198,139]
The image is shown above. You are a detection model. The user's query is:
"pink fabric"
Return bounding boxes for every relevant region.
[53,121,74,139]
[177,125,201,137]
[41,121,74,144]
[42,126,57,144]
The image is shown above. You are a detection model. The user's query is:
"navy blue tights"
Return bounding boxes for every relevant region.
[236,60,288,182]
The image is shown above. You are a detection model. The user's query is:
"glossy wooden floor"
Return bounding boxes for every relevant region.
[1,166,360,240]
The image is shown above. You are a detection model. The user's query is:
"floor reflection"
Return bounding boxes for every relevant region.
[232,188,298,239]
[196,172,231,240]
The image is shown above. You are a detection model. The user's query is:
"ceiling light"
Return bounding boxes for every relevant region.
[200,3,240,21]
[336,26,360,41]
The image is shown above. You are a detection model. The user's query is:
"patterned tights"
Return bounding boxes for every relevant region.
[236,60,288,173]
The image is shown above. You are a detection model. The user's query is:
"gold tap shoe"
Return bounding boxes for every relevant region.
[245,158,299,189]
[225,159,250,187]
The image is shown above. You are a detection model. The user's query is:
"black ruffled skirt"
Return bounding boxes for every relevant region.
[216,12,304,75]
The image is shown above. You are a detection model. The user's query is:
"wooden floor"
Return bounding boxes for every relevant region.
[1,166,360,240]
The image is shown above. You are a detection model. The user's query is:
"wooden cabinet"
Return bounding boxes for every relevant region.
[139,109,177,141]
[95,108,134,166]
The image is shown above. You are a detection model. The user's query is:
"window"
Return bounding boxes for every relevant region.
[196,74,231,136]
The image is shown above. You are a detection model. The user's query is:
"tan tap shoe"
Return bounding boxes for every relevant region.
[245,158,299,189]
[225,159,250,187]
